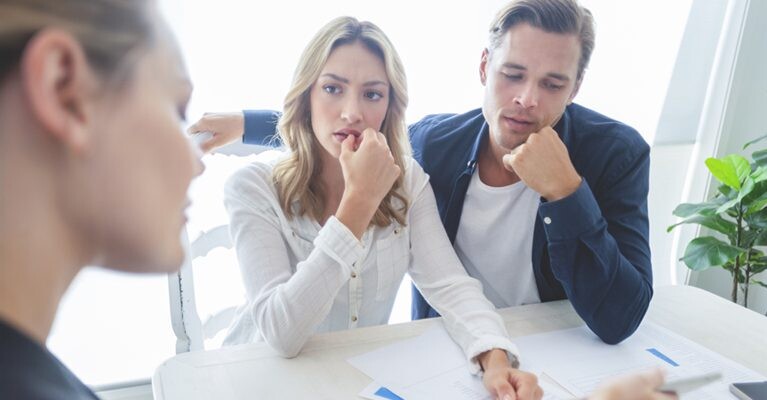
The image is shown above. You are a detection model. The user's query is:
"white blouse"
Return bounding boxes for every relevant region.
[222,151,518,372]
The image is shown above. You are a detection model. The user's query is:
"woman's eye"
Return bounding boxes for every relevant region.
[365,91,384,101]
[503,73,523,81]
[323,85,341,94]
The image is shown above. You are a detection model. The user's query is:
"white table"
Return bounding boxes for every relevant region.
[152,285,767,399]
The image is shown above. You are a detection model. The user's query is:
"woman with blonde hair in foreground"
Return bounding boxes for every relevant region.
[0,0,201,397]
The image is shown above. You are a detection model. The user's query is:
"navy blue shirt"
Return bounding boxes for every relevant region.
[242,103,653,344]
[0,319,98,399]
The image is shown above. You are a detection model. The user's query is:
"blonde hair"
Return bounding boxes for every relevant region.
[273,16,411,227]
[0,0,154,83]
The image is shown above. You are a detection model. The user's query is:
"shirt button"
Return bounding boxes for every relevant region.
[351,272,357,278]
[351,316,358,322]
[543,217,552,225]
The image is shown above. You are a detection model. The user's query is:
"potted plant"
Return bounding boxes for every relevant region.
[668,136,767,313]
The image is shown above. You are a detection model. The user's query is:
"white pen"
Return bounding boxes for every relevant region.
[658,371,722,395]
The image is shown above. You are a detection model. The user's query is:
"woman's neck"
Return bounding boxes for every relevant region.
[0,124,87,345]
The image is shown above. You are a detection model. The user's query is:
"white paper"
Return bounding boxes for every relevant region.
[348,322,763,400]
[348,323,570,400]
[512,322,765,399]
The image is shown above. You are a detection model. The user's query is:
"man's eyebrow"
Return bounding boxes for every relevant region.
[320,73,388,87]
[501,63,570,81]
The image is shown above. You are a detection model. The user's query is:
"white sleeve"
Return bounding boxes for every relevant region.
[224,165,365,357]
[405,162,520,374]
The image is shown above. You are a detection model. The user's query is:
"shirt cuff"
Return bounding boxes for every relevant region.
[465,336,521,375]
[538,179,603,241]
[313,216,366,272]
[242,109,281,146]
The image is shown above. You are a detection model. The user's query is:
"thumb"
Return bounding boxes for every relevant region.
[502,153,516,172]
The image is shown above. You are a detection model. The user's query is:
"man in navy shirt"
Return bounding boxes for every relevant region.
[192,0,652,346]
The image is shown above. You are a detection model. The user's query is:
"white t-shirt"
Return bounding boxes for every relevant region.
[454,168,541,308]
[222,151,517,371]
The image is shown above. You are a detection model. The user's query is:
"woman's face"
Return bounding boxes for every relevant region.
[309,40,390,160]
[79,27,201,273]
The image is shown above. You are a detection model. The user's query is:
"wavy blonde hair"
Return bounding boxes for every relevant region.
[273,16,410,227]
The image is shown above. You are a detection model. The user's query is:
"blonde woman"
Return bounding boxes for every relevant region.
[0,0,201,397]
[220,16,543,400]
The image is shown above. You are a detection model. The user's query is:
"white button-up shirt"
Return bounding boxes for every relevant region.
[223,152,517,372]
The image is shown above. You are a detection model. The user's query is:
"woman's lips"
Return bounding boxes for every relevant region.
[333,129,362,143]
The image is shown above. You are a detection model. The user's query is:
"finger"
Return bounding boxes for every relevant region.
[642,368,666,388]
[341,133,356,155]
[514,381,539,400]
[187,120,206,135]
[494,381,516,400]
[361,128,379,144]
[199,137,217,154]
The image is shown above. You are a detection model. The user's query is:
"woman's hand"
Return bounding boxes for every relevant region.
[336,128,400,239]
[187,112,245,153]
[590,369,678,400]
[480,349,543,400]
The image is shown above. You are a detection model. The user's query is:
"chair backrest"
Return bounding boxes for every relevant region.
[169,141,266,353]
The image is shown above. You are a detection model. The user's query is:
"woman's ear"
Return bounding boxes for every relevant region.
[20,29,96,154]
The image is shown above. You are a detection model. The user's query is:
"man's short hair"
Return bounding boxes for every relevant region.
[488,0,595,80]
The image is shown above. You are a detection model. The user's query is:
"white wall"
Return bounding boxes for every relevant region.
[689,0,767,314]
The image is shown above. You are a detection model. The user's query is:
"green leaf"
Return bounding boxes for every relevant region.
[716,177,755,214]
[706,157,744,189]
[753,149,767,168]
[745,211,767,229]
[672,201,725,218]
[743,133,767,150]
[751,166,767,183]
[680,236,746,271]
[666,214,736,235]
[752,279,767,289]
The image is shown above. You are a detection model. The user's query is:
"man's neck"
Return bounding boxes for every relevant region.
[477,134,521,187]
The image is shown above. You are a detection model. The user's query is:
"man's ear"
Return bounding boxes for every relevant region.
[20,29,95,154]
[479,48,490,86]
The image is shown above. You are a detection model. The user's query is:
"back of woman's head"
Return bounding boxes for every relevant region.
[274,16,411,227]
[0,0,154,85]
[0,0,200,274]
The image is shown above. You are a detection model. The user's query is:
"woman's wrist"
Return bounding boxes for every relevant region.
[336,191,379,239]
[478,348,511,372]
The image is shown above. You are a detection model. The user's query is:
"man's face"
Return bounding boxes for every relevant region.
[480,23,581,152]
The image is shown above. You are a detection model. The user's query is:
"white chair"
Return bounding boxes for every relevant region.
[169,141,268,353]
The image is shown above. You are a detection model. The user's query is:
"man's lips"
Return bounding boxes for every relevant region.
[504,116,533,125]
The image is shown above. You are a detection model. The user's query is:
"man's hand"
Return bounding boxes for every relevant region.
[590,369,678,400]
[187,112,245,153]
[502,126,581,201]
[479,349,543,400]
